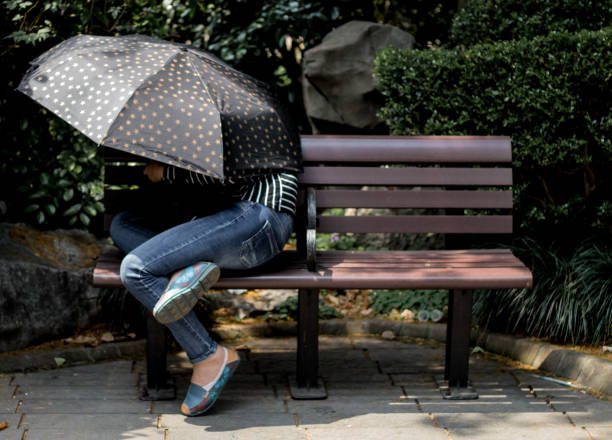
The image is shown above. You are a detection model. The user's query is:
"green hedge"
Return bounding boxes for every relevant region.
[449,0,612,46]
[374,28,612,239]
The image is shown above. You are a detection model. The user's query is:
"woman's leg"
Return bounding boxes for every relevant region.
[117,200,293,364]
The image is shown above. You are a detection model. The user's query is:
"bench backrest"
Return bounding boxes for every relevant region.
[300,135,513,234]
[102,135,514,234]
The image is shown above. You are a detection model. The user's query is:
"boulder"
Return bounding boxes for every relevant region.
[0,223,105,352]
[302,20,415,133]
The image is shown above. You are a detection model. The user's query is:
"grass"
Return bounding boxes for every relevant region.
[474,237,612,346]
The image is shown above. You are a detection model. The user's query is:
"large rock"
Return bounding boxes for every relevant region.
[303,20,415,133]
[0,223,105,352]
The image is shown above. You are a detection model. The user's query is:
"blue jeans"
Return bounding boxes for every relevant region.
[110,201,293,364]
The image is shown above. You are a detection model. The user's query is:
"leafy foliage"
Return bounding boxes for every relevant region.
[265,295,342,321]
[370,289,447,315]
[449,0,612,46]
[374,27,612,241]
[474,238,612,345]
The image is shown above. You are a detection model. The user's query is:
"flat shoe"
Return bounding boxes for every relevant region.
[153,262,220,324]
[181,347,240,416]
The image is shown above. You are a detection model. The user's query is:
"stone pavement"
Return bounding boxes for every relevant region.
[0,335,610,440]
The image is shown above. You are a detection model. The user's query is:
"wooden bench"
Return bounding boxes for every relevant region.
[93,135,532,401]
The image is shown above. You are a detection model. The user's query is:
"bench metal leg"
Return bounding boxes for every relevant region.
[289,289,327,399]
[440,289,478,400]
[140,313,176,400]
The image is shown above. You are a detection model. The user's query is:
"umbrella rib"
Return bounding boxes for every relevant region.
[186,53,216,118]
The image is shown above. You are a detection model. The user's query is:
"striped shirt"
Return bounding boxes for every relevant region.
[163,166,299,215]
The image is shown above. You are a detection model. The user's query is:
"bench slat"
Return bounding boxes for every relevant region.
[315,189,513,209]
[93,249,531,290]
[317,215,513,234]
[300,167,512,186]
[301,135,512,163]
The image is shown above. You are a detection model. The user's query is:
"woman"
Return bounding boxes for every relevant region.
[110,161,298,416]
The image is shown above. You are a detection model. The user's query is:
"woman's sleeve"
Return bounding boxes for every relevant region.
[163,165,211,186]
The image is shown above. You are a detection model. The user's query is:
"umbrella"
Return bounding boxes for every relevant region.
[17,34,302,180]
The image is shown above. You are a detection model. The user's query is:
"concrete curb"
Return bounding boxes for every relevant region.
[1,319,609,397]
[215,319,612,395]
[0,340,145,374]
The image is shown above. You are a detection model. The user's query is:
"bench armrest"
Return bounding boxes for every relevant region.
[306,187,317,271]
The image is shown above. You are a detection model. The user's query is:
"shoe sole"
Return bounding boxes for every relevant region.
[153,264,221,324]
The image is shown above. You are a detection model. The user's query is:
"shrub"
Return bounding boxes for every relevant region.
[370,289,447,316]
[374,28,612,241]
[473,237,612,345]
[449,0,612,46]
[264,296,342,321]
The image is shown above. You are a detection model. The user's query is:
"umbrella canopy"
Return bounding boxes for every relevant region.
[18,34,301,180]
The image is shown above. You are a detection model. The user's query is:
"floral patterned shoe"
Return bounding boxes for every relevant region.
[153,262,220,324]
[181,347,240,416]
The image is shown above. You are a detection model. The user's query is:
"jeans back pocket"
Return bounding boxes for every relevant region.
[239,220,281,269]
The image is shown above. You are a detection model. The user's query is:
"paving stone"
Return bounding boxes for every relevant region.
[12,373,139,388]
[0,386,16,400]
[19,413,158,430]
[562,397,612,428]
[14,385,140,400]
[166,426,305,440]
[0,414,25,439]
[241,338,297,351]
[418,391,553,414]
[19,361,135,377]
[289,403,425,428]
[435,413,586,440]
[321,371,390,383]
[19,399,151,414]
[153,395,286,415]
[318,336,354,349]
[587,426,612,440]
[161,412,297,430]
[350,337,427,350]
[22,428,163,440]
[306,426,449,440]
[0,399,18,413]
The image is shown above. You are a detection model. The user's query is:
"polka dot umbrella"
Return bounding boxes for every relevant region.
[17,34,302,180]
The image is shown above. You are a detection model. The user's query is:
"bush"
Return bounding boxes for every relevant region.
[370,289,447,316]
[374,28,612,241]
[449,0,612,46]
[473,238,612,345]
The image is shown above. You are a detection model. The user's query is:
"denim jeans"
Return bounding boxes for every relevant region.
[110,200,293,364]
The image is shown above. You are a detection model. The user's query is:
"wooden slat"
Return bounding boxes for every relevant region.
[93,249,532,290]
[315,189,513,209]
[105,136,512,164]
[301,135,512,163]
[300,167,512,186]
[317,215,513,234]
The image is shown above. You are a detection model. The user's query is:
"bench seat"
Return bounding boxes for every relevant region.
[95,249,532,290]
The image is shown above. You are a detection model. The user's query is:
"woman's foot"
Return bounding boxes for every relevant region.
[181,346,240,416]
[153,262,220,324]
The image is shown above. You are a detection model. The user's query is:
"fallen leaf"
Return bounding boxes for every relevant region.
[100,332,114,342]
[0,421,8,431]
[54,357,66,367]
[382,330,396,340]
